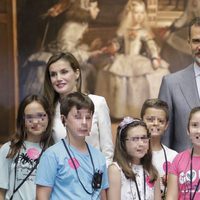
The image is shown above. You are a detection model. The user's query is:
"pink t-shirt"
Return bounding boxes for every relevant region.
[169,149,200,200]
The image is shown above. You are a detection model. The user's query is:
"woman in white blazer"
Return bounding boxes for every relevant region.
[43,52,114,166]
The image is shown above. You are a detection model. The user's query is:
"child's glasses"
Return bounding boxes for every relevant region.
[24,112,47,123]
[126,136,150,143]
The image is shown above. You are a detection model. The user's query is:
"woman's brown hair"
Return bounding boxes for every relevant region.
[43,52,82,114]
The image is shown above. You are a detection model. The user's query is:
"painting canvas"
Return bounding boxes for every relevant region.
[17,0,193,119]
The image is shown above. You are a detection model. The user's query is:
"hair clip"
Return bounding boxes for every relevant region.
[119,117,140,138]
[119,117,134,128]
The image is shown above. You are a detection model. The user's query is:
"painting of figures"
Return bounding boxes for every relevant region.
[17,0,191,119]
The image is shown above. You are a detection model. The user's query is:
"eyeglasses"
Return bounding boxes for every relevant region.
[126,136,150,143]
[24,112,47,123]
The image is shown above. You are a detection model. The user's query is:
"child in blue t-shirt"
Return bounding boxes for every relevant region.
[35,92,108,200]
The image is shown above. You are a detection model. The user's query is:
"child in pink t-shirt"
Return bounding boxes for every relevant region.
[167,107,200,200]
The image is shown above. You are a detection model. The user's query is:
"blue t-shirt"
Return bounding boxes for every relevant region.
[35,139,108,200]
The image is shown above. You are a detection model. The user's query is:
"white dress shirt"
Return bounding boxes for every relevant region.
[194,62,200,99]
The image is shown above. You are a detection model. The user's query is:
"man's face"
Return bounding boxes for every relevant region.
[189,25,200,65]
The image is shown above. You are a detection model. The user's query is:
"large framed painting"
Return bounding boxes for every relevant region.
[17,0,192,119]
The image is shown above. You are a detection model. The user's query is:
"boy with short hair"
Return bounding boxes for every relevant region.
[141,98,177,199]
[35,92,108,200]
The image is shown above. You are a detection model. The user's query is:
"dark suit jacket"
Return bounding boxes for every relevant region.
[158,64,200,152]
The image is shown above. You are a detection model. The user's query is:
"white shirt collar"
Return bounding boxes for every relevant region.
[194,62,200,77]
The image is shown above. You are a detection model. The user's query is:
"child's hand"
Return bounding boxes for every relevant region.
[102,42,119,55]
[42,4,63,18]
[91,50,103,57]
[90,38,102,51]
[42,1,70,18]
[162,29,172,40]
[128,29,137,38]
[152,58,161,70]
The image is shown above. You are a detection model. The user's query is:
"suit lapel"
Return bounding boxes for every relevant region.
[179,65,200,109]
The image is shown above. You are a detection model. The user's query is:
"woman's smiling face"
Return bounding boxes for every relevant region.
[49,59,80,97]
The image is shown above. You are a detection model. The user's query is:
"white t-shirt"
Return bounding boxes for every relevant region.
[152,144,177,197]
[0,141,42,200]
[112,162,155,200]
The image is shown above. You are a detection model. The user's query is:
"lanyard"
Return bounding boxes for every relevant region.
[62,139,95,195]
[190,148,200,200]
[10,147,44,200]
[161,144,168,197]
[133,169,146,200]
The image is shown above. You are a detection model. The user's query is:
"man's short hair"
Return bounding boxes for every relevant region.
[188,17,200,39]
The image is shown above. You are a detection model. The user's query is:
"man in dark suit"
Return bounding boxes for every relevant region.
[159,17,200,152]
